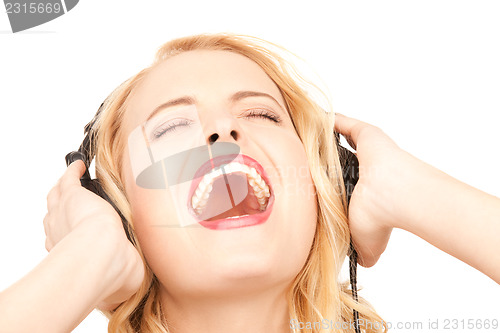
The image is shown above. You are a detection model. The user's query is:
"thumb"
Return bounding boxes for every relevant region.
[60,159,87,190]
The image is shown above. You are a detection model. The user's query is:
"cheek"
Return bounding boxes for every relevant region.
[263,129,318,224]
[127,185,179,257]
[128,187,200,289]
[259,131,319,276]
[277,165,318,274]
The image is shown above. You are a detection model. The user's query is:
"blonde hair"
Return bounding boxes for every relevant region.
[92,33,387,332]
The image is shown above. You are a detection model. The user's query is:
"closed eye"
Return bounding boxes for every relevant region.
[152,119,194,140]
[243,109,282,124]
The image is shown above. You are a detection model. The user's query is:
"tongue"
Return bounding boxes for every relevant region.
[196,173,261,221]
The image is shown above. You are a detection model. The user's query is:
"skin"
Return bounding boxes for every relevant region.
[335,113,500,283]
[121,50,318,332]
[0,50,498,333]
[0,162,144,333]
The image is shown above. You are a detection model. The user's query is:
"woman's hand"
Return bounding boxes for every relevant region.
[0,161,145,333]
[335,113,500,284]
[335,113,434,267]
[44,159,144,310]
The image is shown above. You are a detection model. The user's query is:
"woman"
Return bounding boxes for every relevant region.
[1,34,498,333]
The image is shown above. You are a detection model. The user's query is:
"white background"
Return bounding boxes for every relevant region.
[1,1,499,332]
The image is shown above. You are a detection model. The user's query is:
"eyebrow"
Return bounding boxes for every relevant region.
[146,90,285,121]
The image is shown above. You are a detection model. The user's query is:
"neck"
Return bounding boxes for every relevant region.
[159,285,291,333]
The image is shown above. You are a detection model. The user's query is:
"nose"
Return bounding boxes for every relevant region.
[205,114,244,145]
[208,130,238,144]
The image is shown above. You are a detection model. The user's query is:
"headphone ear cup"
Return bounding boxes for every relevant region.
[83,179,135,245]
[334,132,359,202]
[337,144,359,204]
[79,178,103,196]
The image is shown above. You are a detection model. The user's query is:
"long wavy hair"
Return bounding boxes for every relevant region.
[90,33,387,333]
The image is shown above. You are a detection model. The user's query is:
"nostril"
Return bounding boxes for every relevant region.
[209,133,219,145]
[209,131,238,144]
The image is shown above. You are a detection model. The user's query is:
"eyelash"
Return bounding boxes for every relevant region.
[152,119,193,139]
[243,109,282,124]
[152,109,282,140]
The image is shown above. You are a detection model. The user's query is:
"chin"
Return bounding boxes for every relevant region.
[220,255,275,280]
[207,271,290,297]
[205,250,298,292]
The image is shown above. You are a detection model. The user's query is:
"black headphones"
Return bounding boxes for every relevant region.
[336,132,361,333]
[64,102,136,245]
[65,102,361,332]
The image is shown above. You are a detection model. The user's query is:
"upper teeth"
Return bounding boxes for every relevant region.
[191,162,271,215]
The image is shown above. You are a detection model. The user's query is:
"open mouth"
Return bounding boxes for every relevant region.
[187,155,274,229]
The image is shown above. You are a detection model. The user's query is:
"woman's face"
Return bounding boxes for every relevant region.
[121,50,317,298]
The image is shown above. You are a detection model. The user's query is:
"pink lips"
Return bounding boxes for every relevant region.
[187,154,274,230]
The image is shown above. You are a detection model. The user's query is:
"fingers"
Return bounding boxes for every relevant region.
[46,185,59,211]
[59,159,86,190]
[43,213,53,252]
[334,113,370,150]
[44,160,87,252]
[46,160,85,210]
[357,253,380,268]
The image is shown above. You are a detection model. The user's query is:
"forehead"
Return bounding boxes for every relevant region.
[124,50,285,131]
